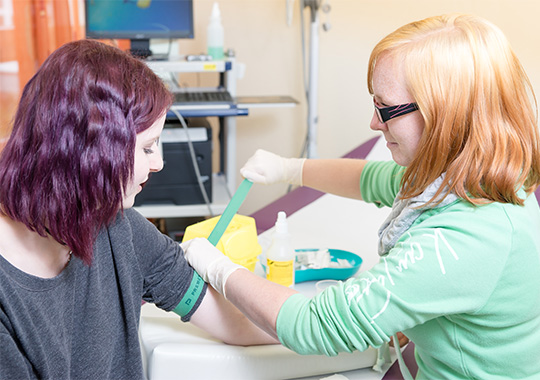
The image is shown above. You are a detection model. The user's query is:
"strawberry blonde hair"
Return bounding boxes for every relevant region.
[368,14,540,205]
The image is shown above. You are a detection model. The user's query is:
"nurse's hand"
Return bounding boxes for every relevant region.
[240,149,305,186]
[181,238,247,299]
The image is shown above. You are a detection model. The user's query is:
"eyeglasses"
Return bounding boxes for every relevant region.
[373,99,419,123]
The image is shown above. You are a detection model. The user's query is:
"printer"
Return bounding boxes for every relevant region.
[134,118,212,207]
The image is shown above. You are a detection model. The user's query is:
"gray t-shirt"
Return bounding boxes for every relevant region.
[0,208,207,379]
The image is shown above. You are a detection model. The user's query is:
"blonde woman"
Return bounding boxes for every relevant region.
[183,14,540,379]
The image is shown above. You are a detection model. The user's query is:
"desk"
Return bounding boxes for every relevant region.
[137,58,299,220]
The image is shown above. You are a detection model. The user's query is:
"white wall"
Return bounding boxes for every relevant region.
[176,0,540,215]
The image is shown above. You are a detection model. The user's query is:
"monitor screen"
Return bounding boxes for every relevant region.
[85,0,193,56]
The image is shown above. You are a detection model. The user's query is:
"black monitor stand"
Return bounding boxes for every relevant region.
[128,39,169,61]
[128,39,152,59]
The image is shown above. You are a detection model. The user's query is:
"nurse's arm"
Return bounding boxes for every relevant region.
[302,158,367,200]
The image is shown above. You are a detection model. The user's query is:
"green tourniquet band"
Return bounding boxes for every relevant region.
[207,179,253,246]
[174,179,253,318]
[173,271,205,317]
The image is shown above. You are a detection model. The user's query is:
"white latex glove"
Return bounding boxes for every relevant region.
[240,149,306,186]
[180,238,247,299]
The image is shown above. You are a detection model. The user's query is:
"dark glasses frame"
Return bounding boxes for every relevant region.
[373,99,419,123]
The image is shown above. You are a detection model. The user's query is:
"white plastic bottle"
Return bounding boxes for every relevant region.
[266,211,295,287]
[207,2,224,60]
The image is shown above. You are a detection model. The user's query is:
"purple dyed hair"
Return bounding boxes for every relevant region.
[0,39,172,264]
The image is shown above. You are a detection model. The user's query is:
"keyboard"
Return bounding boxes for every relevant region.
[172,90,234,106]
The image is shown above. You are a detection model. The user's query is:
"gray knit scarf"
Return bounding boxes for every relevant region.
[378,175,458,256]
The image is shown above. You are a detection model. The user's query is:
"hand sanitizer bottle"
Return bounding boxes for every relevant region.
[207,2,224,60]
[266,211,295,287]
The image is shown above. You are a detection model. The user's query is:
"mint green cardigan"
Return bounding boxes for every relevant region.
[277,161,540,379]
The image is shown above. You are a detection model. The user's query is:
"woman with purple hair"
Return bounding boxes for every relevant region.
[0,39,276,379]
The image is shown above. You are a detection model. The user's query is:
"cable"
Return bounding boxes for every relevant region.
[285,0,311,195]
[299,0,310,103]
[169,108,214,216]
[298,0,311,162]
[164,38,173,58]
[168,72,182,90]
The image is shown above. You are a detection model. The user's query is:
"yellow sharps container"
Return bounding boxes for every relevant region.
[182,214,261,272]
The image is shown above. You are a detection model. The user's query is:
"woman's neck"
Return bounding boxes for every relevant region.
[0,214,72,278]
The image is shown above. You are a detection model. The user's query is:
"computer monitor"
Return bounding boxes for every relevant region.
[85,0,194,58]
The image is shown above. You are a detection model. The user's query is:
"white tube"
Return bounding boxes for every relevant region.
[307,9,319,158]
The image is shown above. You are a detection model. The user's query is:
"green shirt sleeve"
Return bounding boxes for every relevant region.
[360,161,405,208]
[275,163,540,378]
[276,284,389,356]
[275,194,531,366]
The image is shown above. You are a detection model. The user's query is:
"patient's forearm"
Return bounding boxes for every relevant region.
[190,286,279,346]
